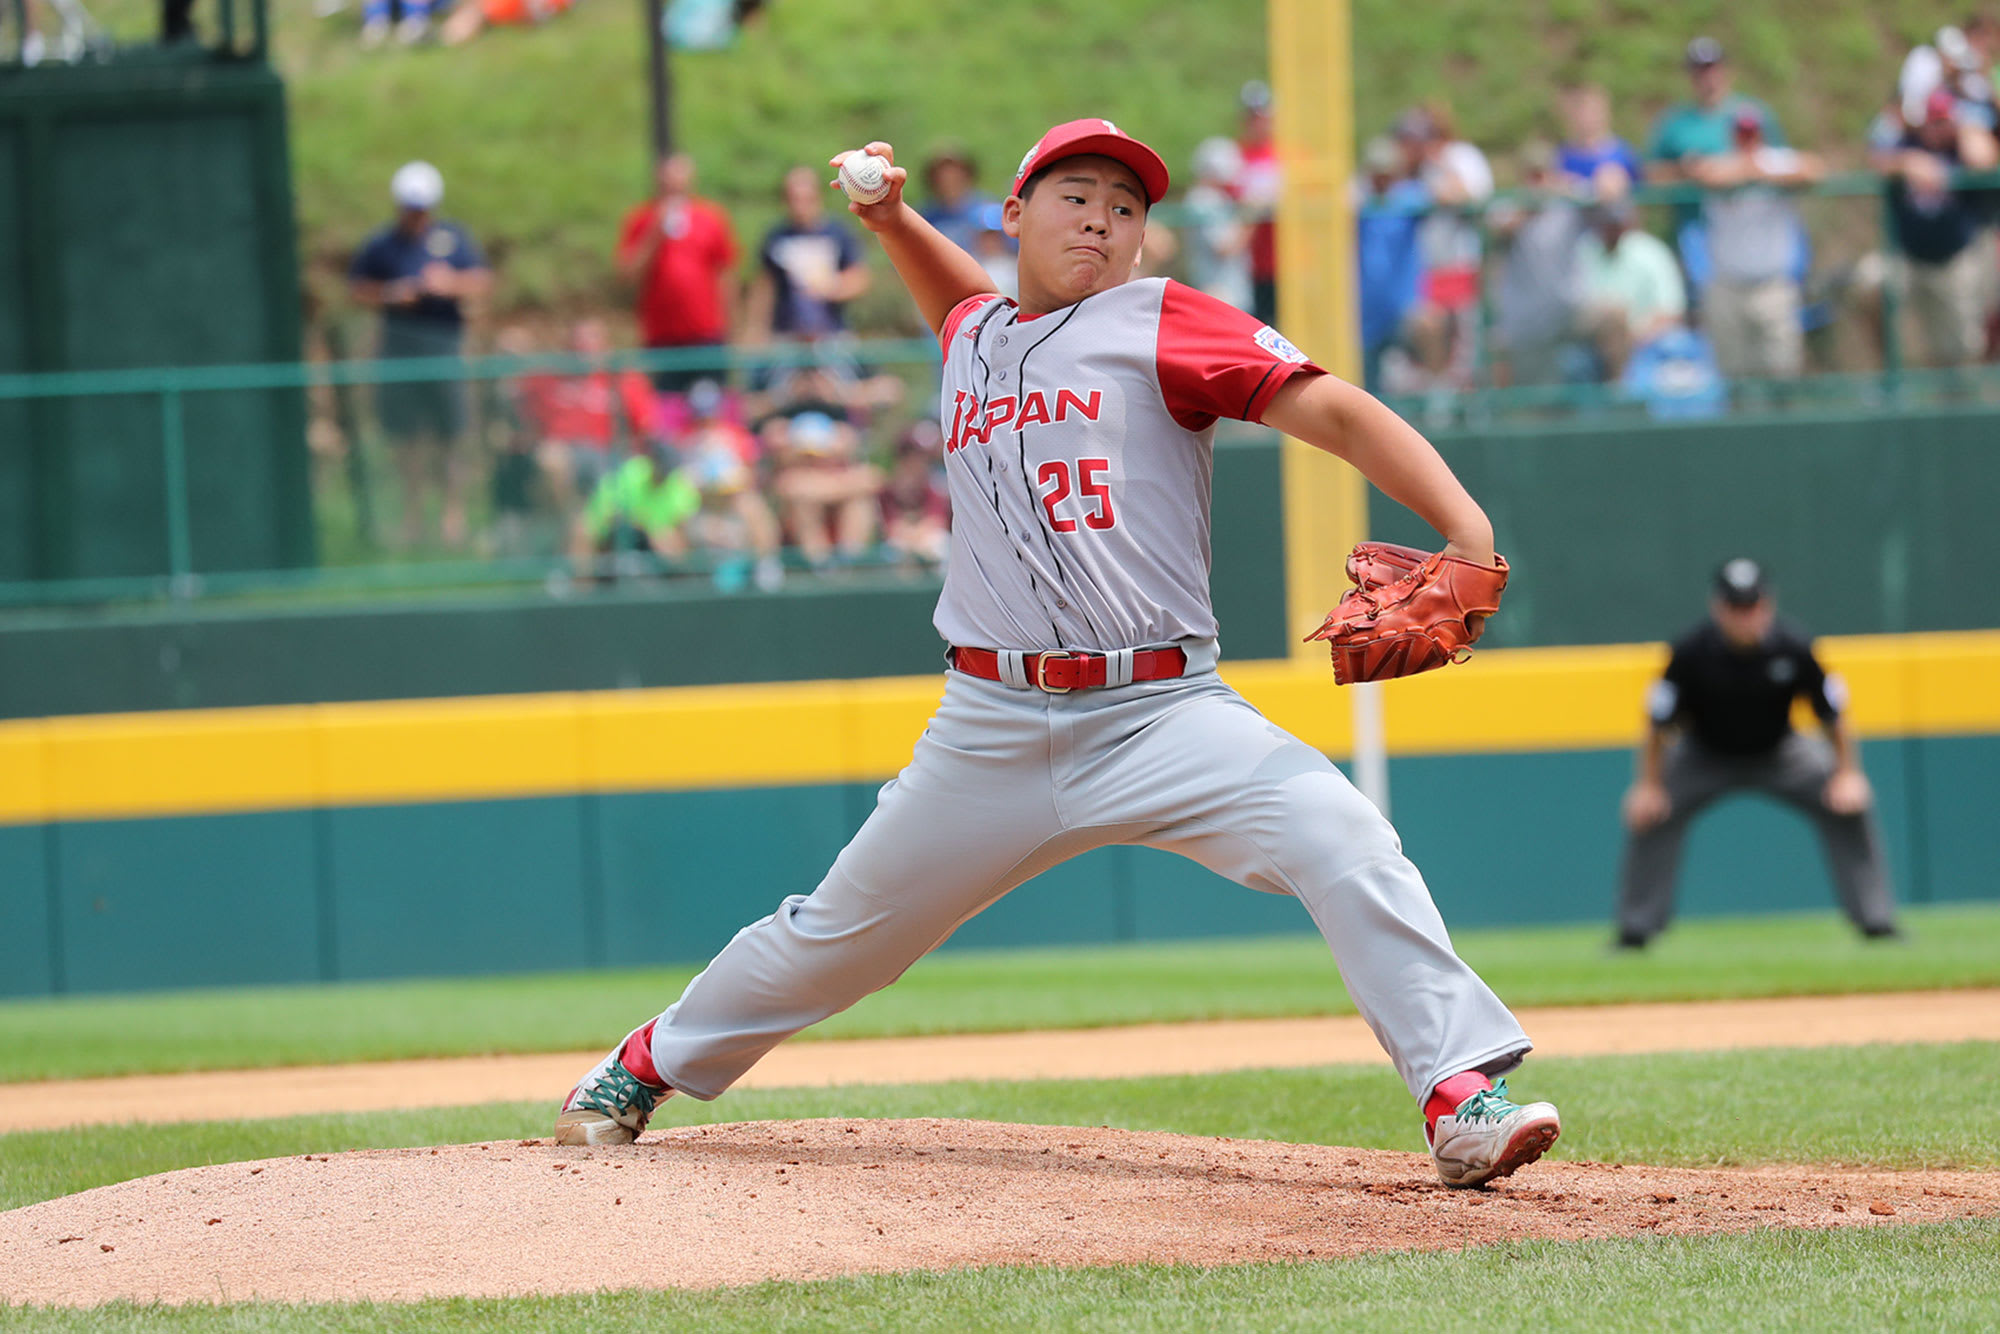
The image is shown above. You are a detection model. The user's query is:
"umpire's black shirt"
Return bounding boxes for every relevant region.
[1649,619,1841,757]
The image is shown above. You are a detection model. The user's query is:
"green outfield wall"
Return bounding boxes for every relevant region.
[1373,403,2000,649]
[0,735,1988,997]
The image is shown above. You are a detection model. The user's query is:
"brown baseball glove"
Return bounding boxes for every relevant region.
[1305,542,1509,684]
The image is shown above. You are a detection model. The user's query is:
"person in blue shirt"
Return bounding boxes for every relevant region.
[1355,136,1431,393]
[917,144,1002,256]
[1647,35,1791,242]
[1647,37,1790,178]
[745,166,872,387]
[349,161,492,549]
[1557,84,1643,195]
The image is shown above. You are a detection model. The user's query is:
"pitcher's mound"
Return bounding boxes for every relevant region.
[6,1117,1999,1308]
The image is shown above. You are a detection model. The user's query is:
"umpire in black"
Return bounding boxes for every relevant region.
[1615,559,1899,947]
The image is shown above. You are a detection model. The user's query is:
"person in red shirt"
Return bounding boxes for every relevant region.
[617,153,740,394]
[516,318,663,519]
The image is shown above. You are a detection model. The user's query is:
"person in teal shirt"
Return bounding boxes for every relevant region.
[1647,37,1788,185]
[570,449,701,574]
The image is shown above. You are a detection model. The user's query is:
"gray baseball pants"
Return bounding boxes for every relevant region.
[1616,732,1898,941]
[646,643,1532,1106]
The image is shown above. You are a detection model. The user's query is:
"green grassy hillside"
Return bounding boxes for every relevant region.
[90,0,1972,319]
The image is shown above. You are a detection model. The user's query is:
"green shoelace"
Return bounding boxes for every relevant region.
[1455,1079,1520,1123]
[577,1062,661,1120]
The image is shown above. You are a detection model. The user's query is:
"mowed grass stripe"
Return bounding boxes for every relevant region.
[5,1042,1997,1213]
[2,905,1997,1083]
[4,989,1995,1135]
[7,1222,1997,1334]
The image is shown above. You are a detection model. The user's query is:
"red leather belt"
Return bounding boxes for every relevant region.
[949,646,1188,693]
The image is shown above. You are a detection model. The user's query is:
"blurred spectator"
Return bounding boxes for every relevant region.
[1692,108,1822,381]
[570,447,700,575]
[1557,84,1643,197]
[678,380,784,592]
[1397,103,1494,387]
[1897,18,1999,132]
[1136,215,1180,280]
[1619,326,1727,420]
[516,317,663,520]
[487,323,546,556]
[758,369,881,568]
[162,0,194,43]
[746,166,870,352]
[1182,136,1254,312]
[1234,80,1282,325]
[6,0,41,64]
[1870,87,2000,366]
[1577,201,1687,380]
[880,420,950,568]
[1487,141,1588,386]
[1646,37,1788,233]
[361,0,431,46]
[1354,135,1430,392]
[617,152,740,394]
[918,143,999,255]
[769,410,880,569]
[442,0,577,45]
[971,203,1018,300]
[348,161,491,549]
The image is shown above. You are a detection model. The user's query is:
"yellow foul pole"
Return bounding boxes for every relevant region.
[1267,0,1364,663]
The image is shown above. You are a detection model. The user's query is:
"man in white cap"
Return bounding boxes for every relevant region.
[349,161,492,549]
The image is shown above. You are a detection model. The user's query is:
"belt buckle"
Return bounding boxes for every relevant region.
[1030,650,1077,693]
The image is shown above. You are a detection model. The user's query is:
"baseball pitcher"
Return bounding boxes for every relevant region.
[556,120,1560,1188]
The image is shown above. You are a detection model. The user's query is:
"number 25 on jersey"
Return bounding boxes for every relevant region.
[1036,458,1117,533]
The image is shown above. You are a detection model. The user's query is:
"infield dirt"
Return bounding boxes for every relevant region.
[6,1117,2000,1307]
[6,990,1999,1308]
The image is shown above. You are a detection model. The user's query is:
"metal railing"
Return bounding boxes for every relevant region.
[5,166,2000,611]
[0,339,952,610]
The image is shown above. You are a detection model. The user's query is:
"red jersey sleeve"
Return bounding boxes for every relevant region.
[1155,279,1323,431]
[939,292,1008,355]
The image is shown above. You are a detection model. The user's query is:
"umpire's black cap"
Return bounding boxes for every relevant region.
[1714,558,1768,606]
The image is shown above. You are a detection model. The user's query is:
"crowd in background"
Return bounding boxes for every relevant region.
[1353,22,2000,410]
[339,16,2000,570]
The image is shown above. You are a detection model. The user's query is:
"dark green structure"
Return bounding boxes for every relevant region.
[0,44,312,585]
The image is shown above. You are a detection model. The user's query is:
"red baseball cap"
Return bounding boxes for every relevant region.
[1011,118,1170,206]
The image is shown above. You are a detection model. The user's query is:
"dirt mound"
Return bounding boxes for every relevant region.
[5,1118,1998,1308]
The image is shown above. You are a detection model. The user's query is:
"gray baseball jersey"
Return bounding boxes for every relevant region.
[934,277,1312,652]
[616,275,1535,1115]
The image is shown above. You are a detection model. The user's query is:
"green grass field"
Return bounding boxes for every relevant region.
[2,904,1994,1082]
[9,1224,1999,1334]
[5,908,1996,1329]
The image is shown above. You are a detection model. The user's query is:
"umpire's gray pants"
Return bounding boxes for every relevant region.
[1616,733,1897,941]
[647,658,1531,1106]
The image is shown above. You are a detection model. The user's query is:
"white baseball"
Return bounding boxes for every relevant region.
[837,151,893,205]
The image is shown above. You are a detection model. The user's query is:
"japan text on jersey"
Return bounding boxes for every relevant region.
[929,277,1321,655]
